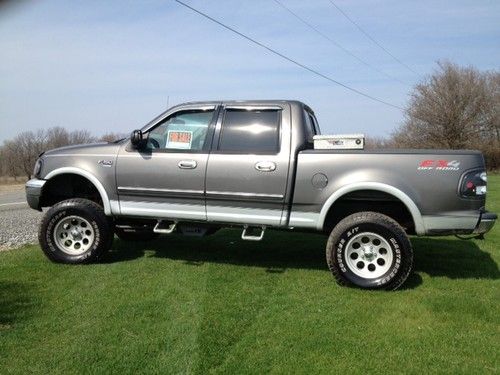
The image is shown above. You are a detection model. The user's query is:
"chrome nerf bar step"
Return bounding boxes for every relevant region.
[153,220,177,234]
[241,225,266,241]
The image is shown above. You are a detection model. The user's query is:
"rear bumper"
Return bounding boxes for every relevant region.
[422,210,496,236]
[25,178,46,211]
[473,212,497,235]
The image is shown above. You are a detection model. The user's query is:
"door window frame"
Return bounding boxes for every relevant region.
[126,105,221,154]
[210,105,283,155]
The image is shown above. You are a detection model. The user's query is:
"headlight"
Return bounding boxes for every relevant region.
[460,170,487,197]
[33,158,43,178]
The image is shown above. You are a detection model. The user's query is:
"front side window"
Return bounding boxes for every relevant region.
[218,109,280,153]
[148,109,214,151]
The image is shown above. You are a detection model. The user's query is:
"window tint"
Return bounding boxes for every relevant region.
[218,109,280,153]
[149,110,214,151]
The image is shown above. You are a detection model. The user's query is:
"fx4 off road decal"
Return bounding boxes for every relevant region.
[417,159,460,171]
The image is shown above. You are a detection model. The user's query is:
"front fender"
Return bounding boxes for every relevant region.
[44,167,113,215]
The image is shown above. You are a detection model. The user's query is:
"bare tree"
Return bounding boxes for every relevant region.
[0,142,21,179]
[393,61,499,151]
[99,132,127,143]
[45,127,70,149]
[70,130,96,145]
[1,126,101,179]
[486,72,500,140]
[364,135,395,149]
[8,129,48,179]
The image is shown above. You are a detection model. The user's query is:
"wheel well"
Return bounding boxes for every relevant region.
[323,190,415,234]
[41,174,103,208]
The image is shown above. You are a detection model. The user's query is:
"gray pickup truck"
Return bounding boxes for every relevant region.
[26,100,496,290]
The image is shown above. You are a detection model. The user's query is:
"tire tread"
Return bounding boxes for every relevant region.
[38,198,113,263]
[326,211,413,290]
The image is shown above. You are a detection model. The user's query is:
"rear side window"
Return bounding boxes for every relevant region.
[218,109,280,153]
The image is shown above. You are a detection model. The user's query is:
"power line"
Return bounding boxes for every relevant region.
[327,0,420,76]
[173,0,403,111]
[272,0,406,85]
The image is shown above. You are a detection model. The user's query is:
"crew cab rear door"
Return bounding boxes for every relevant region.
[115,105,219,221]
[205,104,292,226]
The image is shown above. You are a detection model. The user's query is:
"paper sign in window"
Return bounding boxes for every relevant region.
[167,130,192,149]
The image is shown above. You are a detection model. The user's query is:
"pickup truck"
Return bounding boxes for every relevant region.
[25,100,497,290]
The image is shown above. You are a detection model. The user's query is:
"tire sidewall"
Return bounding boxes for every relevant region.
[332,220,407,289]
[41,202,108,263]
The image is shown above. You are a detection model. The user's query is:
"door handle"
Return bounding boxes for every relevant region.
[255,161,276,172]
[178,160,197,169]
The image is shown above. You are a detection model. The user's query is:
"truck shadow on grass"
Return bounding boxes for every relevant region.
[104,230,499,285]
[411,237,499,280]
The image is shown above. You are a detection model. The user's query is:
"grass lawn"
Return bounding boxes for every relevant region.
[1,177,499,374]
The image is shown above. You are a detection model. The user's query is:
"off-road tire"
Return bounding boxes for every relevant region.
[39,198,114,264]
[115,228,159,242]
[326,211,413,290]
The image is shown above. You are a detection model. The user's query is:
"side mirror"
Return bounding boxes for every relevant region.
[130,129,147,149]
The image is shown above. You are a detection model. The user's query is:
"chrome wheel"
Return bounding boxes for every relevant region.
[53,215,95,255]
[344,232,393,279]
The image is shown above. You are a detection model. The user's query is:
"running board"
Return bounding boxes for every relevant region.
[241,225,266,241]
[153,220,177,234]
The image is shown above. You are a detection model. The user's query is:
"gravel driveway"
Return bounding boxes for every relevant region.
[0,185,43,251]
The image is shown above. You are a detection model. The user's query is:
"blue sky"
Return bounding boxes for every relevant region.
[0,0,499,142]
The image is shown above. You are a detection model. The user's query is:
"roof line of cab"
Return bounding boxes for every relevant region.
[141,100,311,131]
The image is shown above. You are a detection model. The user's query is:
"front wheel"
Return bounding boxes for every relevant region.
[39,198,113,264]
[326,212,413,290]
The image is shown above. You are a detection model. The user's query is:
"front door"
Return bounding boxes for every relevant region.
[205,104,291,226]
[116,106,219,221]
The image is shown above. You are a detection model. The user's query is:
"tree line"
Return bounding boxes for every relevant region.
[366,61,499,170]
[0,61,498,179]
[0,128,125,179]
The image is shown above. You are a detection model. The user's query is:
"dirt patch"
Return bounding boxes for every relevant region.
[0,184,24,193]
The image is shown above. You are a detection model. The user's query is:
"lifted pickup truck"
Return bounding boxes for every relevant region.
[26,100,496,290]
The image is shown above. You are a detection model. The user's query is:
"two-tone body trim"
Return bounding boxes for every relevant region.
[119,200,206,220]
[206,191,284,200]
[207,206,284,226]
[117,186,204,196]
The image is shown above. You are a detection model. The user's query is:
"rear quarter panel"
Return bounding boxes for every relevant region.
[291,150,486,234]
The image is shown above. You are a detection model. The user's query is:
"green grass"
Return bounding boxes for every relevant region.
[1,177,499,374]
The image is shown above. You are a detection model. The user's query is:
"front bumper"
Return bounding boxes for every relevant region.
[25,178,46,211]
[473,211,497,235]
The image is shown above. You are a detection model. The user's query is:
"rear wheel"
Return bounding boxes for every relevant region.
[39,198,113,263]
[326,211,413,290]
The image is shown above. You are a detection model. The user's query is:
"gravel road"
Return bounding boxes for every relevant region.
[0,185,43,251]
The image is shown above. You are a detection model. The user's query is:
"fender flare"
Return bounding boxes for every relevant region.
[44,167,112,215]
[318,182,425,235]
